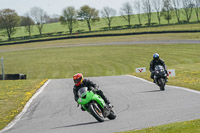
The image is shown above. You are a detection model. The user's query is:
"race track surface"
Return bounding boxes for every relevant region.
[2,75,200,133]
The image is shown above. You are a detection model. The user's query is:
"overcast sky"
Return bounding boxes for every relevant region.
[0,0,135,16]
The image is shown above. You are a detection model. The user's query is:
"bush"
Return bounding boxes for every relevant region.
[133,24,142,28]
[124,25,133,29]
[100,27,110,31]
[111,26,123,30]
[76,30,85,34]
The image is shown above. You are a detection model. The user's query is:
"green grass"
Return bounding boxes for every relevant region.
[0,79,47,130]
[117,119,200,133]
[1,8,200,41]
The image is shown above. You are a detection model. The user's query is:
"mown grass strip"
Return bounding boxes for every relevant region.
[117,119,200,133]
[0,79,47,130]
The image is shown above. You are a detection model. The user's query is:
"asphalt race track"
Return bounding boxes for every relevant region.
[2,75,200,133]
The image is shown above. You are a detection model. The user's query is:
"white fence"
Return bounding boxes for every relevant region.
[135,67,147,73]
[136,66,175,77]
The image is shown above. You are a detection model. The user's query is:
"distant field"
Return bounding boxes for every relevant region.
[0,9,200,41]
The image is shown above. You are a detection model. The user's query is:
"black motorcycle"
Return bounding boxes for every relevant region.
[154,65,167,91]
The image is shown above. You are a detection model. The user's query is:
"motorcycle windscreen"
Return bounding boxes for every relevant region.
[78,87,88,97]
[78,91,94,105]
[155,65,164,71]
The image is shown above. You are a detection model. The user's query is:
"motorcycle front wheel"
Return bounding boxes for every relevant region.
[88,102,104,122]
[158,78,165,91]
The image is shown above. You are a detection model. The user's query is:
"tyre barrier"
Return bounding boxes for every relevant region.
[0,74,26,80]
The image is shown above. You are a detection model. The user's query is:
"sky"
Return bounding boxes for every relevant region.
[0,0,135,16]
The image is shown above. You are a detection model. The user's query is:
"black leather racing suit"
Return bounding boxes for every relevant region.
[73,79,110,104]
[149,58,167,79]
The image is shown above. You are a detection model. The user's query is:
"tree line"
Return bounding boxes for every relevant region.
[0,0,200,41]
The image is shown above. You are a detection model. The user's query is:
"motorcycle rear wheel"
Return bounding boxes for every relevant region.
[107,109,116,120]
[89,102,104,122]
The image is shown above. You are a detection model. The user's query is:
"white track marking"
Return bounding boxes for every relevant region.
[126,75,154,84]
[0,79,51,133]
[126,75,200,94]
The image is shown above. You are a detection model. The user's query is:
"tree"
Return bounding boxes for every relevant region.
[78,5,99,32]
[48,14,60,23]
[21,13,35,36]
[120,2,133,26]
[171,0,182,23]
[194,0,200,22]
[182,0,194,22]
[60,6,77,34]
[0,8,20,40]
[134,0,142,25]
[152,0,163,25]
[142,0,153,26]
[30,7,48,35]
[162,0,173,24]
[101,7,116,29]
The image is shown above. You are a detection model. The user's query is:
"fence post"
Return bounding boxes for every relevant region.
[1,57,4,80]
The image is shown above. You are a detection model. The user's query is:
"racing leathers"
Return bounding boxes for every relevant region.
[149,58,167,79]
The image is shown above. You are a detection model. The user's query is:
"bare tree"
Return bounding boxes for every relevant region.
[134,0,142,25]
[194,0,200,21]
[142,0,153,26]
[101,7,116,29]
[171,0,182,23]
[152,0,163,25]
[44,14,50,24]
[30,7,48,35]
[48,14,60,23]
[182,0,194,22]
[0,8,20,40]
[120,2,133,26]
[60,6,77,34]
[78,5,99,32]
[162,0,173,24]
[21,12,35,36]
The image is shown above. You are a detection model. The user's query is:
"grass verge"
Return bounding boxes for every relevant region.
[117,119,200,133]
[0,79,47,130]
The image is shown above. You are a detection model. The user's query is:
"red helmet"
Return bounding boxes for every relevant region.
[73,73,83,86]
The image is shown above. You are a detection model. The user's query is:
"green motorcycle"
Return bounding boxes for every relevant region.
[77,87,116,122]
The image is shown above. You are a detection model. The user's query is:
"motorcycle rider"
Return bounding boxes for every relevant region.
[73,73,112,110]
[149,53,168,82]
